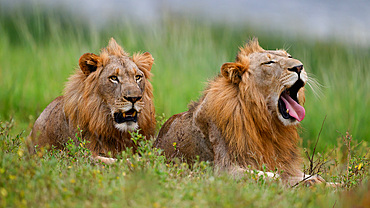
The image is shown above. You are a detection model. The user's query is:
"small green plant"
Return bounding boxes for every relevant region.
[0,119,24,154]
[63,129,91,162]
[125,129,167,171]
[155,113,167,131]
[299,128,369,189]
[336,131,369,189]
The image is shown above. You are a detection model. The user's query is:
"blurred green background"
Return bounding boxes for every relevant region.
[0,2,369,150]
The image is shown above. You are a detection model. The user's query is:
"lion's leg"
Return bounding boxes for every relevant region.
[207,123,235,171]
[206,121,334,187]
[207,123,279,180]
[287,172,326,187]
[245,169,280,179]
[93,155,117,164]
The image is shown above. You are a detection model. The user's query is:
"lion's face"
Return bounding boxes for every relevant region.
[221,40,307,126]
[77,39,154,132]
[97,56,147,131]
[248,50,307,125]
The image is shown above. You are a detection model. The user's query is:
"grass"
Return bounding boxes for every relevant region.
[0,4,370,207]
[0,120,369,207]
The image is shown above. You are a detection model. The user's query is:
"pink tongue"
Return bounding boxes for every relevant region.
[281,92,305,122]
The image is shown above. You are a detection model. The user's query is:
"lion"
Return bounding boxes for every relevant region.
[27,38,156,163]
[155,39,325,186]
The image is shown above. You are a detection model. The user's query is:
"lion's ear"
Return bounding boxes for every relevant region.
[221,62,248,84]
[133,52,154,78]
[79,53,101,76]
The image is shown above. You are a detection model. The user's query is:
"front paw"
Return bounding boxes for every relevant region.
[93,155,117,164]
[302,175,325,186]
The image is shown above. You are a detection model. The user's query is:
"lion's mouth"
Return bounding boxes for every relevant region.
[278,80,305,122]
[114,109,138,123]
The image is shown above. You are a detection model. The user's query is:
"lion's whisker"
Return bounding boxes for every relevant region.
[306,74,324,99]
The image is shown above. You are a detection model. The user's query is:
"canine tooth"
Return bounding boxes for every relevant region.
[133,111,136,116]
[122,113,126,117]
[286,109,289,113]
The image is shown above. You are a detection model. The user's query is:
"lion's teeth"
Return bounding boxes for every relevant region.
[122,113,126,117]
[286,109,289,114]
[133,111,136,116]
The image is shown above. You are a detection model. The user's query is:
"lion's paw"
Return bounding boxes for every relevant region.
[94,156,117,164]
[302,175,325,186]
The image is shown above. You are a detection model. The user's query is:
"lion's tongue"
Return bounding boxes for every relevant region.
[281,92,305,122]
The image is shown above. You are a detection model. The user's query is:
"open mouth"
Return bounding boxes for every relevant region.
[278,79,305,122]
[113,109,138,123]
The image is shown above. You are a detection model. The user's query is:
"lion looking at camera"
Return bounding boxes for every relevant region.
[28,38,156,163]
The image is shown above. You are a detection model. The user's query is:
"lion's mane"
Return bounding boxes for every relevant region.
[201,40,301,175]
[63,42,155,155]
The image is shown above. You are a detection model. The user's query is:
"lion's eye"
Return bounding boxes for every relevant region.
[109,76,119,83]
[263,61,276,65]
[135,75,142,82]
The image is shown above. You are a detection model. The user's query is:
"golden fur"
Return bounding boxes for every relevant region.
[28,38,155,159]
[155,39,324,185]
[206,41,300,175]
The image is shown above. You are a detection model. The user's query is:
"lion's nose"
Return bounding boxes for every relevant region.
[124,96,142,104]
[288,65,303,74]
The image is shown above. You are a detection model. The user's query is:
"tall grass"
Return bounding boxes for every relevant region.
[0,5,369,148]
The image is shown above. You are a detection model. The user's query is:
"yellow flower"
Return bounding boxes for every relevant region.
[358,163,363,170]
[18,149,24,157]
[153,202,160,208]
[70,179,76,183]
[1,188,7,197]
